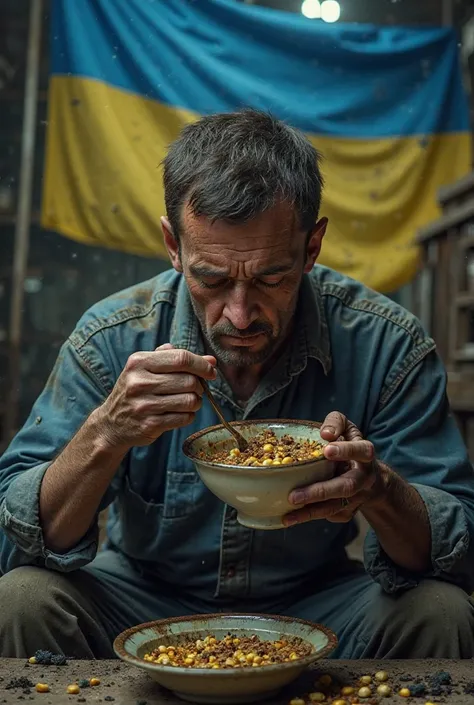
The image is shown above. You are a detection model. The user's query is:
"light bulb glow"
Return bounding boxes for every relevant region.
[301,0,321,19]
[321,0,340,22]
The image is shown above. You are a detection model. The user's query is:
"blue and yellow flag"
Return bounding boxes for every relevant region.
[43,0,471,292]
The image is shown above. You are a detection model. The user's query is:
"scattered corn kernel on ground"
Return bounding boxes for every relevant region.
[2,659,474,703]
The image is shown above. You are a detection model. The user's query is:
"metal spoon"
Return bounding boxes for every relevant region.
[201,379,249,452]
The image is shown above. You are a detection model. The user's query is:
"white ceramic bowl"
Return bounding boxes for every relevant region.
[183,420,335,530]
[113,613,338,704]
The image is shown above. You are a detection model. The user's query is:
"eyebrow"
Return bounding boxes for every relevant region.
[189,263,294,278]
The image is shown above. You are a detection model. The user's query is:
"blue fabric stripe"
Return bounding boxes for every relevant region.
[50,0,469,137]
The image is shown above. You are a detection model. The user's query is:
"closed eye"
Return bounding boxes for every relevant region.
[259,278,284,288]
[199,279,227,289]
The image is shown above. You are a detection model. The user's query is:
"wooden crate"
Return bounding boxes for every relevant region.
[415,172,474,452]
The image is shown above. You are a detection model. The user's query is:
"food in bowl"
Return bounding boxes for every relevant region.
[196,430,325,467]
[143,632,313,669]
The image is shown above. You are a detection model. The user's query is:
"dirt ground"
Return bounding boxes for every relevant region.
[1,658,474,705]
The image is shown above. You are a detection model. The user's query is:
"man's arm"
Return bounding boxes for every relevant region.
[0,340,116,573]
[39,344,216,553]
[287,351,474,592]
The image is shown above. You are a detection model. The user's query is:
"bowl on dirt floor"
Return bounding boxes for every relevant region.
[182,419,335,530]
[113,613,337,704]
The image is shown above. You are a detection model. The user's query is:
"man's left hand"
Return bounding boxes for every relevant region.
[285,411,388,526]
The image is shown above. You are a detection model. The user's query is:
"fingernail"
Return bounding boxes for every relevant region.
[290,491,305,505]
[326,445,340,458]
[322,425,336,434]
[284,515,299,527]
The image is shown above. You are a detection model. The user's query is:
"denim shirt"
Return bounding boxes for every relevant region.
[1,266,474,602]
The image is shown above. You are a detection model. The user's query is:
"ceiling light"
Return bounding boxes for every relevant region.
[301,0,321,19]
[321,0,340,22]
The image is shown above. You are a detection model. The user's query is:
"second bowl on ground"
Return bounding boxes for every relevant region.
[182,419,335,530]
[113,613,337,704]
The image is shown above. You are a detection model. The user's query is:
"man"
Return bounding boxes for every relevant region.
[1,109,474,659]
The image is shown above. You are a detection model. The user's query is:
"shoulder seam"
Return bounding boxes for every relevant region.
[69,290,177,351]
[65,339,111,397]
[320,283,425,344]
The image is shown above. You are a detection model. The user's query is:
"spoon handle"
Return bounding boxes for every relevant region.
[201,379,248,451]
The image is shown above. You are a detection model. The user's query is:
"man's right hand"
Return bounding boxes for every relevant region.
[95,343,216,449]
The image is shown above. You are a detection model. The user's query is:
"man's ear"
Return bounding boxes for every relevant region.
[161,216,182,272]
[304,217,328,273]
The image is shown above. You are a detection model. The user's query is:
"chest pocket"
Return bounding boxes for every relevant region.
[163,465,201,519]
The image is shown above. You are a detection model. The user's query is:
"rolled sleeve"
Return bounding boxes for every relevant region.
[0,463,99,573]
[364,348,474,594]
[364,484,471,593]
[0,339,117,574]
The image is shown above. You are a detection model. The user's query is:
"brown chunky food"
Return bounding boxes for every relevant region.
[143,633,312,669]
[198,430,325,467]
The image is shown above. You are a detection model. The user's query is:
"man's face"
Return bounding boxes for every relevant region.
[163,202,326,367]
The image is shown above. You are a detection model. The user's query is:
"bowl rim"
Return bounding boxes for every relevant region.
[182,419,328,471]
[113,612,338,677]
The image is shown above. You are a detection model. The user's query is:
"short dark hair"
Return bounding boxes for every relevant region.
[163,109,324,240]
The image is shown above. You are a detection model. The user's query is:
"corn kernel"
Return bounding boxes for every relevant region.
[332,700,347,705]
[358,687,371,698]
[35,684,50,693]
[289,652,299,660]
[158,645,167,653]
[309,694,326,702]
[319,675,332,687]
[67,685,80,695]
[232,638,240,645]
[425,702,438,705]
[246,653,255,663]
[375,670,388,682]
[272,460,282,466]
[312,450,322,457]
[212,664,220,669]
[289,699,305,705]
[89,678,100,687]
[262,458,273,466]
[263,443,274,452]
[376,684,392,697]
[28,656,37,664]
[225,658,235,667]
[341,687,354,695]
[282,456,294,464]
[399,688,411,698]
[359,675,372,685]
[253,655,263,665]
[229,448,240,457]
[184,657,194,665]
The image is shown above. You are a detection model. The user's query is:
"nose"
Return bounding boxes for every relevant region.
[223,282,259,331]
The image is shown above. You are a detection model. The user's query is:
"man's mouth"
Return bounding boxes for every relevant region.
[221,333,266,347]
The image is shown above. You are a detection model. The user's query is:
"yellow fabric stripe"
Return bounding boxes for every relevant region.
[42,76,472,292]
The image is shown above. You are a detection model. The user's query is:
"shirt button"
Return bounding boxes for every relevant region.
[227,566,236,579]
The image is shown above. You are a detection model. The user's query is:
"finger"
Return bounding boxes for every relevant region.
[324,439,374,463]
[135,392,203,415]
[126,349,217,379]
[284,499,355,526]
[160,345,217,370]
[320,411,346,440]
[125,371,205,396]
[289,464,369,505]
[142,412,197,437]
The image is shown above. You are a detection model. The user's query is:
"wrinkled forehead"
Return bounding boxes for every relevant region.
[180,201,306,258]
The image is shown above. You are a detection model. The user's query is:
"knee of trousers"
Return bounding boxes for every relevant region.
[377,579,474,637]
[0,566,68,627]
